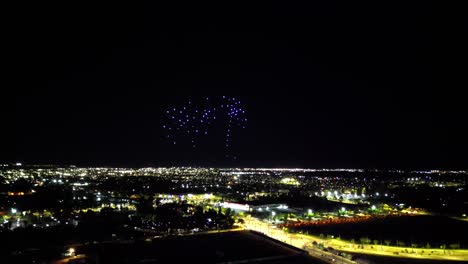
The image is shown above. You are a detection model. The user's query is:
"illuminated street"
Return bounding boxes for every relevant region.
[243,216,468,263]
[242,216,356,263]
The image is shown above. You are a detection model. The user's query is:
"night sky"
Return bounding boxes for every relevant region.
[7,2,467,169]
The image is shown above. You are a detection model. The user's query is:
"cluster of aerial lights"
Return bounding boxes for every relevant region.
[163,96,247,158]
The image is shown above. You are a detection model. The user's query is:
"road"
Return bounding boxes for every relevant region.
[242,216,468,263]
[242,216,356,264]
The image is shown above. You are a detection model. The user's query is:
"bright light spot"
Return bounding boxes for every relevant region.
[308,209,313,215]
[371,205,377,210]
[272,211,276,216]
[11,208,17,214]
[280,178,300,186]
[222,202,250,211]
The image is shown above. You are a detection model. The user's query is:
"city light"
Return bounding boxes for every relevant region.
[2,165,468,262]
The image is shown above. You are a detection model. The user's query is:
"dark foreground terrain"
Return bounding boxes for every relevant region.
[8,231,328,264]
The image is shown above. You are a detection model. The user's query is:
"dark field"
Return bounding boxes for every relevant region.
[294,216,468,248]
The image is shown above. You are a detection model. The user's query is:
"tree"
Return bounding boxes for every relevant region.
[225,208,232,217]
[425,242,431,249]
[136,197,154,214]
[440,244,447,254]
[384,240,391,246]
[373,240,379,245]
[449,243,460,250]
[360,237,371,244]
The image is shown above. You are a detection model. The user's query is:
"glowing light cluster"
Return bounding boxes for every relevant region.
[163,96,247,158]
[280,177,300,186]
[221,202,250,211]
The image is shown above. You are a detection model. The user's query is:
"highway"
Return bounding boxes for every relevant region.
[242,216,468,263]
[242,216,356,264]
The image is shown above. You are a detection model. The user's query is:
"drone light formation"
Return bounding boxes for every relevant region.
[163,96,247,159]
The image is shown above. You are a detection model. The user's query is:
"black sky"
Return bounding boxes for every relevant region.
[7,2,467,169]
